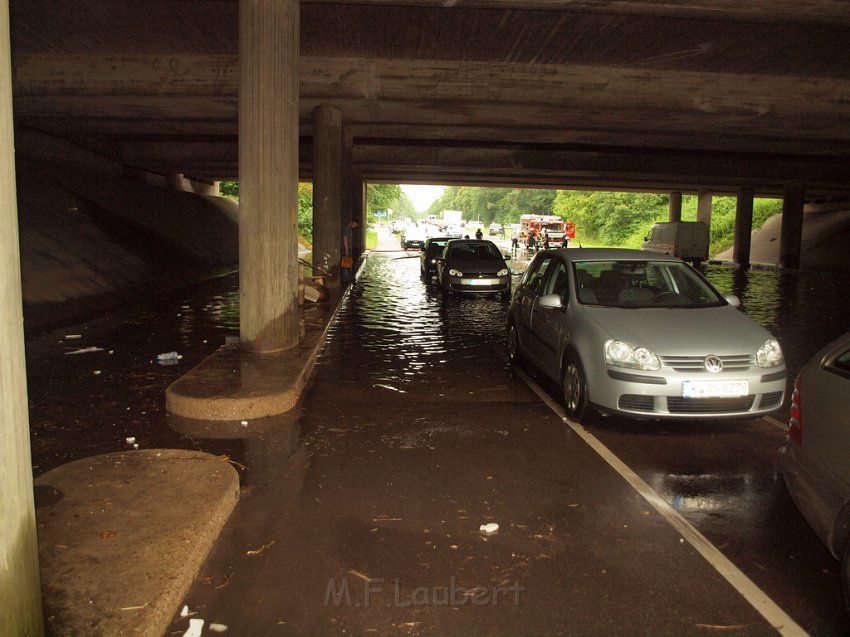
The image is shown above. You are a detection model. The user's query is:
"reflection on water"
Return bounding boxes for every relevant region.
[702,264,849,385]
[320,253,509,390]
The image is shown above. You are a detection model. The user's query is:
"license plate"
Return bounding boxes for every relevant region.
[682,380,748,398]
[461,278,496,286]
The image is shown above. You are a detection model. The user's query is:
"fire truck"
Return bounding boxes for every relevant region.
[519,215,576,247]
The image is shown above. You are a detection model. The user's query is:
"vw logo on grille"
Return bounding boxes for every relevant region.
[704,355,723,374]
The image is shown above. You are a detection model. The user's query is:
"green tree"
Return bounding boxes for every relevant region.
[366,184,402,222]
[298,182,314,246]
[219,180,239,198]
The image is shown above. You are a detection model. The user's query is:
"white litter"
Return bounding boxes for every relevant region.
[65,334,82,340]
[479,523,499,535]
[182,618,204,637]
[180,605,189,618]
[126,437,136,444]
[64,347,104,355]
[209,624,228,633]
[156,351,182,365]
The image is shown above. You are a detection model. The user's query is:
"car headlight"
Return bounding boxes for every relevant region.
[605,339,661,371]
[448,268,463,277]
[497,268,509,277]
[756,338,784,368]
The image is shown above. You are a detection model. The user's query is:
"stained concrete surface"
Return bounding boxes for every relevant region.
[35,450,239,637]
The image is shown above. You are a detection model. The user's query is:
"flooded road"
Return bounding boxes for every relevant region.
[24,246,850,635]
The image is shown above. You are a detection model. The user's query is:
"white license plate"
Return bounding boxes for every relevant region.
[682,380,748,398]
[461,278,496,286]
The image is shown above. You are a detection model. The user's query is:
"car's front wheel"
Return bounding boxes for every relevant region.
[563,351,589,422]
[507,321,523,365]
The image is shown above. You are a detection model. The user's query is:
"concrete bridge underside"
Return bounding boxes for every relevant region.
[4,1,850,632]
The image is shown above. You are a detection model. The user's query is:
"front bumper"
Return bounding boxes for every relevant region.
[445,275,511,294]
[592,367,786,418]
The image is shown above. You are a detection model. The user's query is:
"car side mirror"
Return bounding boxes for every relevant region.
[503,254,511,260]
[724,294,741,308]
[538,293,564,310]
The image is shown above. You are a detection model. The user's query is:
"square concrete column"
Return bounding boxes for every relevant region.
[668,191,682,222]
[733,188,754,268]
[0,1,44,632]
[238,0,300,352]
[312,105,343,288]
[697,189,712,228]
[779,181,805,270]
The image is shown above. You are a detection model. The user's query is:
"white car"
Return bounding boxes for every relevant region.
[507,248,786,421]
[779,331,850,610]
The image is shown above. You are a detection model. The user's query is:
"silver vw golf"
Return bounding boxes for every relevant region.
[507,248,786,421]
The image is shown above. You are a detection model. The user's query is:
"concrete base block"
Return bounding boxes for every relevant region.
[35,450,239,637]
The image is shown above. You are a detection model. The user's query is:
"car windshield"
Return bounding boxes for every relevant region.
[446,243,502,260]
[572,260,725,308]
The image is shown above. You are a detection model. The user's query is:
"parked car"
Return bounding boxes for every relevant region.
[437,239,511,299]
[401,224,427,250]
[420,237,453,279]
[507,248,786,421]
[778,331,850,611]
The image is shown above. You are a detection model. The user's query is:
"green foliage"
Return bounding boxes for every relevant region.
[428,187,556,226]
[366,184,402,221]
[219,180,239,198]
[555,191,670,246]
[298,182,314,246]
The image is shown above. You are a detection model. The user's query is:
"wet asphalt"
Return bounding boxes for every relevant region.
[24,234,850,636]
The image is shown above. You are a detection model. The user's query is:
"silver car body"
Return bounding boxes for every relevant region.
[778,332,850,563]
[508,248,786,419]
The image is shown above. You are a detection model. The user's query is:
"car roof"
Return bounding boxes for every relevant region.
[549,247,684,263]
[445,239,498,246]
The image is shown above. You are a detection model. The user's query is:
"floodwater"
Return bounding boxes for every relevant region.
[24,248,850,635]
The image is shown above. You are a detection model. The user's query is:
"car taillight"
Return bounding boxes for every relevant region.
[788,374,802,446]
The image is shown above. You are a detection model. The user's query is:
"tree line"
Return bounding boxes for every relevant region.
[220,181,781,254]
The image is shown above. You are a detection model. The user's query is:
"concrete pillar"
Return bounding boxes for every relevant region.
[0,2,45,633]
[341,129,354,229]
[733,188,754,268]
[779,181,805,270]
[668,191,682,222]
[312,105,343,287]
[351,172,366,253]
[238,0,299,352]
[697,189,712,227]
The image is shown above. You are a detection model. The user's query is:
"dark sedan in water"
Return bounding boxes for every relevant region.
[436,239,511,299]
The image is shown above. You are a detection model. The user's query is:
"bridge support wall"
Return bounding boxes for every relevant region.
[0,2,44,633]
[668,191,682,222]
[779,181,805,270]
[733,188,754,268]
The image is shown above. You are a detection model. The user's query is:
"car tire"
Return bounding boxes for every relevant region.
[563,351,589,422]
[507,321,523,365]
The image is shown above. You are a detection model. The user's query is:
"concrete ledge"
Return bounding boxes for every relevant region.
[35,450,239,637]
[165,292,342,421]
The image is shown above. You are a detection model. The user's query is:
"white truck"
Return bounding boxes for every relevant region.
[641,221,709,266]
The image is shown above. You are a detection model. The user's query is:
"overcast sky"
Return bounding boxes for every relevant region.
[401,184,445,212]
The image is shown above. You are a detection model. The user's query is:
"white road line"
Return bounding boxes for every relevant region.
[765,415,788,432]
[514,366,808,637]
